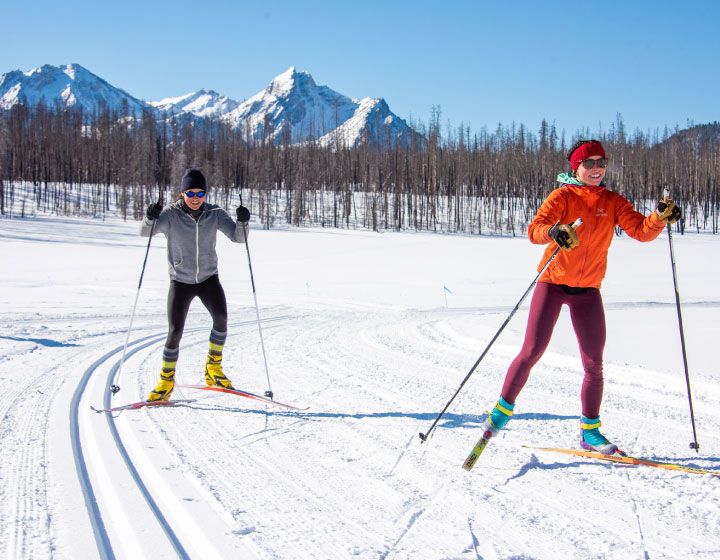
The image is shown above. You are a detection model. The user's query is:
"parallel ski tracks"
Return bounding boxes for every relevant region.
[0,337,94,559]
[139,315,383,559]
[66,305,719,559]
[70,315,293,560]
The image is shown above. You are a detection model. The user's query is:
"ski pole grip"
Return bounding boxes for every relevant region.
[663,187,670,200]
[571,218,583,230]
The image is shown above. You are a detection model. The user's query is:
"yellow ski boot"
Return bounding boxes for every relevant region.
[204,355,234,389]
[147,372,175,402]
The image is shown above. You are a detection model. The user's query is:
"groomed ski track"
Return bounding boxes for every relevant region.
[71,318,295,559]
[1,217,719,559]
[41,306,720,558]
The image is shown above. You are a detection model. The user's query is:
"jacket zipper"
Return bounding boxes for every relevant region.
[576,191,602,284]
[195,219,200,283]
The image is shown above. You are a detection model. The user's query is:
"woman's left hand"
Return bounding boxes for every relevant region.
[656,199,682,224]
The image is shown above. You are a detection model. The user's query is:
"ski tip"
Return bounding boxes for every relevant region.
[462,437,491,471]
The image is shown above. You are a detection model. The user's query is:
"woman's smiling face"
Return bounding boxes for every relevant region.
[575,157,607,186]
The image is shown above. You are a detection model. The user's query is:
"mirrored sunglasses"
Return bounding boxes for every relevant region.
[581,158,608,169]
[184,190,206,198]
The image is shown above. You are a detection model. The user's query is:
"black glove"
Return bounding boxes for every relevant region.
[656,199,682,224]
[236,205,250,223]
[548,223,580,251]
[146,202,162,220]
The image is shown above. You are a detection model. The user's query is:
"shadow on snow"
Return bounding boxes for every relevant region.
[173,402,575,430]
[0,335,80,347]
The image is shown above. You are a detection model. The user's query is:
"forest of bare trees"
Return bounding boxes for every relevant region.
[1,102,718,234]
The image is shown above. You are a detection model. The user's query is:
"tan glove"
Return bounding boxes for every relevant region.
[548,223,580,251]
[656,198,682,224]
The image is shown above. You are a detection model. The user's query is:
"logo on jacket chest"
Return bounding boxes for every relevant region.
[595,208,608,217]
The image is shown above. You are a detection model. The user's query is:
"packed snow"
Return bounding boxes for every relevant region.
[1,210,718,559]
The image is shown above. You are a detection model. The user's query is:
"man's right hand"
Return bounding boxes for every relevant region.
[146,202,162,220]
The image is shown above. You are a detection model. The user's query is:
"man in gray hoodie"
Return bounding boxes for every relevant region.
[141,168,250,402]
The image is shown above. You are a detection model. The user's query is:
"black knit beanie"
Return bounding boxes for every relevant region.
[180,169,207,191]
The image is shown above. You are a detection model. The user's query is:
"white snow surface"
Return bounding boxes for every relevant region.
[1,212,719,559]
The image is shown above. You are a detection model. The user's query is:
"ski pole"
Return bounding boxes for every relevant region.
[238,191,274,399]
[419,217,583,443]
[662,188,699,452]
[112,196,162,395]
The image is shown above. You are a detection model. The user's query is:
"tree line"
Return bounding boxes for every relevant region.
[1,102,718,234]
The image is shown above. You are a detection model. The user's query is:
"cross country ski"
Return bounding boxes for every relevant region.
[90,399,196,414]
[524,446,719,477]
[177,384,307,410]
[462,429,494,471]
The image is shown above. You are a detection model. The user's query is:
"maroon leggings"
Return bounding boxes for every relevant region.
[501,281,606,418]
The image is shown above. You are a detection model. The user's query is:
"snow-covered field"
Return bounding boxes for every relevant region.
[1,214,719,560]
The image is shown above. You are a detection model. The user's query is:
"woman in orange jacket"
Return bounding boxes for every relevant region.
[482,139,681,454]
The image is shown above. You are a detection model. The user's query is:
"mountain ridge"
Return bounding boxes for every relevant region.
[0,63,418,147]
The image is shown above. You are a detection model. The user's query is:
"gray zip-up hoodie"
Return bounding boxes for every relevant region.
[141,200,248,284]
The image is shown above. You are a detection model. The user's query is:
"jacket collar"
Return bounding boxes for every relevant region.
[177,199,205,220]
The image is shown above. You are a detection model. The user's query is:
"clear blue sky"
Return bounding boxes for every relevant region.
[4,0,719,137]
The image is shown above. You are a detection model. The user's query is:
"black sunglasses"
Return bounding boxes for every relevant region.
[581,158,608,169]
[184,190,206,198]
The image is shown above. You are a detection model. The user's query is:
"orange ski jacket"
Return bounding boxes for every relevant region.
[529,184,666,288]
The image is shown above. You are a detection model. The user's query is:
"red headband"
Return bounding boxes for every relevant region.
[569,141,606,171]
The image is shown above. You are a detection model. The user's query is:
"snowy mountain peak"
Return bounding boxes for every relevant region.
[268,66,317,96]
[1,63,419,146]
[148,88,240,118]
[62,63,81,80]
[1,63,146,116]
[317,96,416,147]
[222,67,417,146]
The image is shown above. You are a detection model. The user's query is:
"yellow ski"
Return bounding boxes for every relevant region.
[462,433,493,471]
[524,445,719,477]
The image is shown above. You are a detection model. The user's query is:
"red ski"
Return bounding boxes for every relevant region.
[91,399,196,414]
[177,384,307,410]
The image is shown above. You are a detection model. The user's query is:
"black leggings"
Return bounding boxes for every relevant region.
[166,274,228,349]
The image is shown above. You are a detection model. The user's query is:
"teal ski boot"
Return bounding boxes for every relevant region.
[580,416,619,455]
[482,396,515,438]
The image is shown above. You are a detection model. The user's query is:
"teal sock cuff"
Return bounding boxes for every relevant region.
[498,396,515,411]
